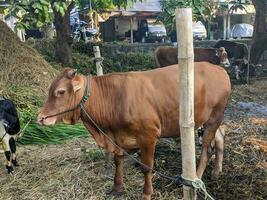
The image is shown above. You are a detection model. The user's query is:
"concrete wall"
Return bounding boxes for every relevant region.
[115,18,138,38]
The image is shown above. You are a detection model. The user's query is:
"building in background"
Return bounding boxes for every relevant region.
[99,0,162,42]
[214,0,255,39]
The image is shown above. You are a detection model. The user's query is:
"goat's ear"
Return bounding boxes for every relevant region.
[67,69,77,79]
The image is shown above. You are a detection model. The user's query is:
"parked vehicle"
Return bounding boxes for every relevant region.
[192,21,207,40]
[71,20,99,42]
[133,20,167,43]
[231,23,253,39]
[170,21,207,43]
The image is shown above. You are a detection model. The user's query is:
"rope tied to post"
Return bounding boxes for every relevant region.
[92,57,104,63]
[176,175,215,200]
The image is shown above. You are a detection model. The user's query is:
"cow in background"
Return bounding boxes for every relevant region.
[214,40,255,80]
[0,97,20,173]
[154,46,230,68]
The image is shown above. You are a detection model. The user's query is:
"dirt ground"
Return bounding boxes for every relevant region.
[0,79,266,200]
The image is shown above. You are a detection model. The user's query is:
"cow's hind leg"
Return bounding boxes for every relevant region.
[197,109,224,178]
[212,127,225,177]
[109,154,125,196]
[139,137,157,200]
[9,137,19,166]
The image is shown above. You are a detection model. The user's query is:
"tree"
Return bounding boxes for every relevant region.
[250,0,267,64]
[160,0,219,39]
[6,0,137,66]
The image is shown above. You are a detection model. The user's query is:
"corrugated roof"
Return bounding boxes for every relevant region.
[118,0,162,12]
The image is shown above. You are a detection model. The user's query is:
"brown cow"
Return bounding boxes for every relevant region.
[155,46,230,68]
[38,63,231,200]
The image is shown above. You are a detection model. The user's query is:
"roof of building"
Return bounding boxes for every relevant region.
[118,0,162,13]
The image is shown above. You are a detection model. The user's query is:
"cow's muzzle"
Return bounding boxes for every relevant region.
[37,113,57,126]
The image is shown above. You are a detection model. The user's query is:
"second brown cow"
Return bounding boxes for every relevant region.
[155,46,230,68]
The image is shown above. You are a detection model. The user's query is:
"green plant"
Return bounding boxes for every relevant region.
[18,123,89,145]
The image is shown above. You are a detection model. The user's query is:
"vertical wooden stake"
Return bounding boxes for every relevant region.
[93,46,103,76]
[130,17,134,44]
[176,8,197,200]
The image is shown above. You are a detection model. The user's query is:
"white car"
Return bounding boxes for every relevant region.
[231,23,253,39]
[192,21,207,40]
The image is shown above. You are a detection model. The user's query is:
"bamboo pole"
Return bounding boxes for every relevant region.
[175,8,197,200]
[130,17,134,44]
[93,46,103,76]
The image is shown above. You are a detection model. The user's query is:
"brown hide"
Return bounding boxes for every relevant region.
[155,46,229,67]
[38,62,231,199]
[77,63,230,153]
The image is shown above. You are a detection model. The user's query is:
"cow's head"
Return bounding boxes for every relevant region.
[37,68,85,126]
[216,47,230,67]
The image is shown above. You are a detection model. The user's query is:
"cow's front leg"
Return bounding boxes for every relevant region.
[109,154,124,196]
[140,140,157,200]
[2,137,13,174]
[9,137,19,166]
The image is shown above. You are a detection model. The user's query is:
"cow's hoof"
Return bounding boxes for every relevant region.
[6,165,14,174]
[107,188,125,196]
[141,194,151,200]
[211,168,222,178]
[12,159,19,167]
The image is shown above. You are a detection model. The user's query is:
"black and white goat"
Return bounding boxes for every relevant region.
[0,97,20,173]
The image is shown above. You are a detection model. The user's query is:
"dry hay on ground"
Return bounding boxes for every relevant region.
[0,81,266,199]
[0,21,57,102]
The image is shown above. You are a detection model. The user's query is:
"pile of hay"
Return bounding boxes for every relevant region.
[0,20,57,105]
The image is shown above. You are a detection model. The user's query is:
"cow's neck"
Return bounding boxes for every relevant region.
[80,74,117,129]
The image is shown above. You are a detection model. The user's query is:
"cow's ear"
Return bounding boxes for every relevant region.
[67,69,77,79]
[72,79,82,93]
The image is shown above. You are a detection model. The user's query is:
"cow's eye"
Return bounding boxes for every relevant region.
[57,90,65,96]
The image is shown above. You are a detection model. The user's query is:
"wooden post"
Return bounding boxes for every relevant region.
[130,17,134,44]
[223,15,227,39]
[93,46,103,76]
[176,8,197,200]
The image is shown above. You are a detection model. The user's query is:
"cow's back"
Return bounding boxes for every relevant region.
[154,46,220,67]
[154,46,178,67]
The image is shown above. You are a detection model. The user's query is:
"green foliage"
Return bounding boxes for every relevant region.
[18,123,88,145]
[8,0,53,30]
[72,52,96,74]
[160,0,219,32]
[108,52,156,72]
[7,0,139,30]
[30,39,156,73]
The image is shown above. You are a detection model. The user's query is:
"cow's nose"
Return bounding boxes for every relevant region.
[37,115,45,125]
